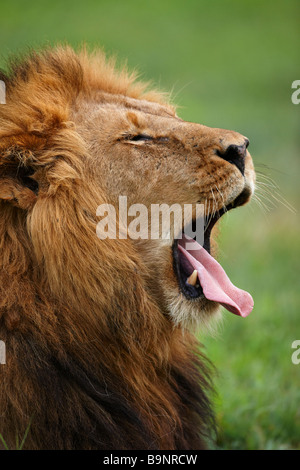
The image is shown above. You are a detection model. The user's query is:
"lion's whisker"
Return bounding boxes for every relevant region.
[255,174,280,190]
[252,193,271,214]
[214,184,227,214]
[254,186,277,206]
[255,181,296,213]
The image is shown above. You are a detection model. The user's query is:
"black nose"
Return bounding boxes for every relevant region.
[217,139,249,175]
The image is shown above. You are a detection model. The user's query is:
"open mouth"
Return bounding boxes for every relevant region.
[172,190,254,317]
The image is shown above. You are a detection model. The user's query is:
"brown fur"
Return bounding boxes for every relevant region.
[0,46,255,449]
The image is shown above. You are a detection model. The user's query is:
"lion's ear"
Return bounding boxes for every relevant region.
[0,158,39,210]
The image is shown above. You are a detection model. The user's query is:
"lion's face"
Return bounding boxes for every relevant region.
[75,93,255,328]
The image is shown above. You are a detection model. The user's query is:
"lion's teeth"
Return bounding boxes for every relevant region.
[187,270,198,286]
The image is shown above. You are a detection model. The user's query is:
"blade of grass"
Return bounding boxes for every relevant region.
[0,433,9,450]
[18,417,33,450]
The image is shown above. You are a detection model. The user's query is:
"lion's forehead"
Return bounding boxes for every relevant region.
[74,92,177,127]
[94,91,176,117]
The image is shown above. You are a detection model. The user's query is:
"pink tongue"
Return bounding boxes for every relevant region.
[178,235,253,317]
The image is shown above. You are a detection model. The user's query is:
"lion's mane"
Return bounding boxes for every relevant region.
[0,47,214,450]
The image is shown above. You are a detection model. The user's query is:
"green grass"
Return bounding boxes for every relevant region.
[0,418,32,450]
[0,0,299,450]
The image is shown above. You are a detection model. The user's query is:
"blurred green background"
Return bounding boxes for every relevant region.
[0,0,299,450]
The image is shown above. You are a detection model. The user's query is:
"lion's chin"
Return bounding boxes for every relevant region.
[165,286,222,332]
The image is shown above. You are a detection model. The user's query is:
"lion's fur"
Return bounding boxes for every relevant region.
[0,46,255,450]
[0,46,218,450]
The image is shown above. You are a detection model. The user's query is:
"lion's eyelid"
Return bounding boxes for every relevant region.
[128,134,153,142]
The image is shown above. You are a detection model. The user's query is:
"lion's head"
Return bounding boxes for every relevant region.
[0,46,255,450]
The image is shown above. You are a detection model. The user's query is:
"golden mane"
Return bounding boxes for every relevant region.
[0,46,172,141]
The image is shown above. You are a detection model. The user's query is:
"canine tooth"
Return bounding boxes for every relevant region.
[187,270,198,286]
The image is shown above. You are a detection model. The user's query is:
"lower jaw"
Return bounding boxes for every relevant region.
[167,286,221,331]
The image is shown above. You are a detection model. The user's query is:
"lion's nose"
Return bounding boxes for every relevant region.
[217,138,249,176]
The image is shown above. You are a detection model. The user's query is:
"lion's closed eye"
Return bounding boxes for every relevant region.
[122,134,170,144]
[127,134,153,142]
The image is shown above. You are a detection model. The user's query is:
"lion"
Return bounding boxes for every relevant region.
[0,46,255,450]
